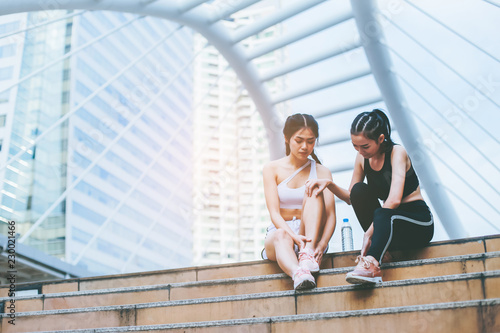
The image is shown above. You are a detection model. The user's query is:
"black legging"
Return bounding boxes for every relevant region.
[350,182,434,263]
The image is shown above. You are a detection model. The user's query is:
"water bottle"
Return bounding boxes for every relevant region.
[341,218,353,251]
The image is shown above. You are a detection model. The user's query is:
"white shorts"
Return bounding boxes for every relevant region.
[261,217,329,260]
[266,217,301,236]
[262,217,301,260]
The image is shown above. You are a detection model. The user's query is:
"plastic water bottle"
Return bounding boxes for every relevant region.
[341,218,353,251]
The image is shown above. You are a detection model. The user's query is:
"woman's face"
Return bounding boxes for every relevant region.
[287,127,316,159]
[351,133,384,158]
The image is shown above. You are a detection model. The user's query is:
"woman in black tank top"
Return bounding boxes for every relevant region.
[305,109,434,284]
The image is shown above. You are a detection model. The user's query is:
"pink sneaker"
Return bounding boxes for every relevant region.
[298,248,320,273]
[293,267,316,290]
[346,256,383,284]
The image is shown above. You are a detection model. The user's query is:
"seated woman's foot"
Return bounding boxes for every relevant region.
[293,267,316,290]
[346,256,382,284]
[298,248,320,273]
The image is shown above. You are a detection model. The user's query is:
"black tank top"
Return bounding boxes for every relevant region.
[364,147,419,201]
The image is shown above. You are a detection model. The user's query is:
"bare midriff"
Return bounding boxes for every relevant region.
[280,208,302,221]
[400,186,425,204]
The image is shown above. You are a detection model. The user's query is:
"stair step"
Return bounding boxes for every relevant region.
[29,298,500,333]
[2,270,499,332]
[1,234,497,298]
[4,251,500,313]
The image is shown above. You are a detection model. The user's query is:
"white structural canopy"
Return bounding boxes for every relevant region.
[0,0,476,238]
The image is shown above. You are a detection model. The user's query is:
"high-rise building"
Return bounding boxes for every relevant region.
[192,1,289,265]
[0,10,194,276]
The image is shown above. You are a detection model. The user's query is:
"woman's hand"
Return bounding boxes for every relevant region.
[313,241,328,264]
[291,234,311,251]
[305,179,332,197]
[361,233,372,257]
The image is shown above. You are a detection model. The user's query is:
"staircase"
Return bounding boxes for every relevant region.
[1,235,499,332]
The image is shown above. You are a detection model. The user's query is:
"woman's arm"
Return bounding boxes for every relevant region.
[383,146,408,209]
[347,153,367,193]
[305,153,365,205]
[263,162,311,249]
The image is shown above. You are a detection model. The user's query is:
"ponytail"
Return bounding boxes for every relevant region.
[310,150,322,165]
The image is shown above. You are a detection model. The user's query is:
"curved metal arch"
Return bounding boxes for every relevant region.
[0,0,284,158]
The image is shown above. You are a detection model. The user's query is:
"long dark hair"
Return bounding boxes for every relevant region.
[350,109,395,153]
[283,113,321,164]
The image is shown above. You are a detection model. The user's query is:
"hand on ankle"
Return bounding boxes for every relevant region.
[365,255,379,267]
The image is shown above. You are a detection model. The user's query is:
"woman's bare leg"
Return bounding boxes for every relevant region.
[300,192,325,250]
[264,229,299,277]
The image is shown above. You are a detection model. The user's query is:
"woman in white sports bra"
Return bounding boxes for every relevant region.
[262,113,336,290]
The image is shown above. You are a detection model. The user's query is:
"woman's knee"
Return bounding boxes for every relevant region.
[273,229,293,244]
[350,182,370,203]
[373,207,394,225]
[302,190,324,207]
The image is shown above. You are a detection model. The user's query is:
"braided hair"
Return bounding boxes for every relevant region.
[350,109,395,153]
[283,113,322,164]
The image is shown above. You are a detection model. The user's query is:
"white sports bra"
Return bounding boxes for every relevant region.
[277,159,317,209]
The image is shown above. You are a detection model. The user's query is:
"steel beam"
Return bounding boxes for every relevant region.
[314,95,383,119]
[319,133,351,146]
[350,0,466,238]
[207,0,261,24]
[330,162,354,173]
[272,67,371,105]
[246,8,353,60]
[177,0,210,13]
[231,0,328,43]
[260,38,361,82]
[484,0,500,8]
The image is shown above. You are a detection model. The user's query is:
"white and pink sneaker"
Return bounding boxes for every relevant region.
[298,247,320,273]
[293,267,316,290]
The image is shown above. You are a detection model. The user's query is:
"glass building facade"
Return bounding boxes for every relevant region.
[0,10,194,275]
[192,1,290,265]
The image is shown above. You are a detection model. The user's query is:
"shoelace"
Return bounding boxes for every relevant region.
[355,255,373,269]
[294,267,310,279]
[298,250,316,263]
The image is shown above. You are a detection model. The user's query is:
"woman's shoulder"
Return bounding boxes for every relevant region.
[315,162,332,178]
[389,145,410,170]
[263,157,286,173]
[354,152,365,169]
[390,145,408,159]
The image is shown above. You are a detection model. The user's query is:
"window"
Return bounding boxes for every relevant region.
[0,66,13,80]
[0,44,16,57]
[62,69,70,81]
[65,22,73,36]
[0,21,19,35]
[0,114,6,127]
[0,90,8,103]
[0,66,14,81]
[61,91,70,104]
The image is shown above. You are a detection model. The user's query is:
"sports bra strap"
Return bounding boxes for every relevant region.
[280,160,312,185]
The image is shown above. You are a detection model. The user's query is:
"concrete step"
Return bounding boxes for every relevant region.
[4,251,500,313]
[2,270,499,332]
[28,298,500,333]
[1,234,498,297]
